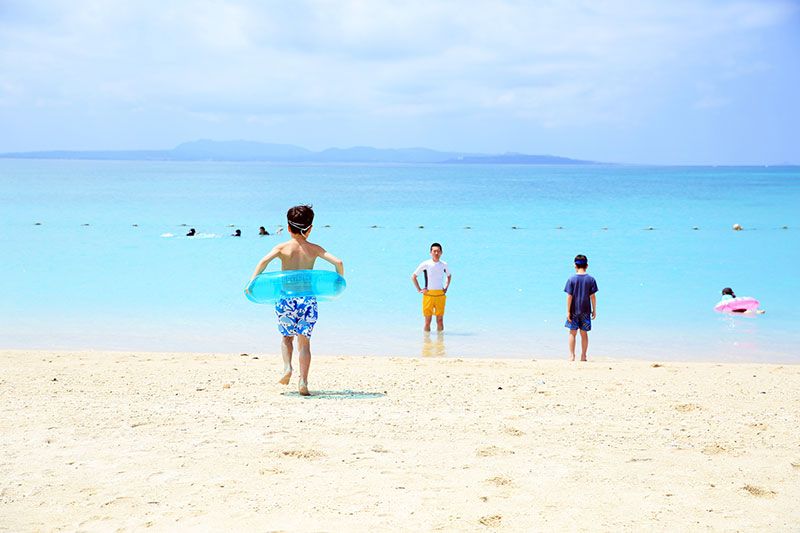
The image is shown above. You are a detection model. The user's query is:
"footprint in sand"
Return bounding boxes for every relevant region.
[101,496,137,508]
[478,446,499,457]
[702,444,727,455]
[477,446,514,457]
[280,449,324,459]
[743,484,776,498]
[485,476,512,486]
[146,471,178,483]
[479,515,502,527]
[675,403,701,412]
[504,427,525,436]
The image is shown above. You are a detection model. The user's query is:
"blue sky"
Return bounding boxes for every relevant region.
[1,0,798,164]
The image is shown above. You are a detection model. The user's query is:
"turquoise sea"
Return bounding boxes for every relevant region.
[1,159,798,362]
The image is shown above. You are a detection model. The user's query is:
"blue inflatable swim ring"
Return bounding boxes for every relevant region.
[245,270,346,304]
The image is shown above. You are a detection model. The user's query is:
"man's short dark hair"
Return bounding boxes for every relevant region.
[574,254,588,267]
[430,242,442,252]
[287,204,314,235]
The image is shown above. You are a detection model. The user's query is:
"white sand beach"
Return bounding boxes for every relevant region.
[1,350,799,531]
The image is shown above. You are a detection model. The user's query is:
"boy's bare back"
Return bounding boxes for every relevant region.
[274,238,326,271]
[249,235,343,281]
[248,205,343,287]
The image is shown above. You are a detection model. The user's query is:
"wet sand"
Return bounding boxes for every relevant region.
[1,350,798,531]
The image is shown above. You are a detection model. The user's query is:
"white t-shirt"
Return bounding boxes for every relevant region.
[413,259,451,290]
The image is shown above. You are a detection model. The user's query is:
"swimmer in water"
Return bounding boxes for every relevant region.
[720,287,765,314]
[259,226,270,236]
[186,228,196,237]
[232,229,241,237]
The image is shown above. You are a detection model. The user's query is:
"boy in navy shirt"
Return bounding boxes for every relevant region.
[564,254,598,361]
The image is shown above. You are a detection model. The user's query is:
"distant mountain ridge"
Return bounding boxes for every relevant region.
[0,140,596,164]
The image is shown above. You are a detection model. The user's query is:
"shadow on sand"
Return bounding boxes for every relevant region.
[281,390,386,400]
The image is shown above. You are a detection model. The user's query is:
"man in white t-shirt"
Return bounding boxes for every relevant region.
[411,242,452,332]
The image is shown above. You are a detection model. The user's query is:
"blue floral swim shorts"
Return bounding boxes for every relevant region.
[565,313,592,331]
[275,296,318,337]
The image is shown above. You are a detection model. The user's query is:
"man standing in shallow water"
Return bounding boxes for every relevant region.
[411,242,452,332]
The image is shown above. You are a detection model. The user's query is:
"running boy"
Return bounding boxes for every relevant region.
[411,242,452,332]
[564,254,598,361]
[247,205,344,396]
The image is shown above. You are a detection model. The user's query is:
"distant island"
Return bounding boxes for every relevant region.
[0,139,597,165]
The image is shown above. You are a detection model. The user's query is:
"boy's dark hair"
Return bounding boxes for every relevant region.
[287,205,314,235]
[722,287,736,297]
[574,254,588,267]
[430,242,443,252]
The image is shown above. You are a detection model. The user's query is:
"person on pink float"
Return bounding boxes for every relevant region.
[716,287,765,315]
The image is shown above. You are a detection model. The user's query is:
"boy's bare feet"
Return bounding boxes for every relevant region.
[569,355,575,361]
[279,369,292,385]
[298,378,310,396]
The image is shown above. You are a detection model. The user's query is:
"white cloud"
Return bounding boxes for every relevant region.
[0,0,797,159]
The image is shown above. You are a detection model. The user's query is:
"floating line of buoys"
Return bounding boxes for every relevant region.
[27,222,792,231]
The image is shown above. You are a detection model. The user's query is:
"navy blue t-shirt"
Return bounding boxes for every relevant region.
[564,274,598,315]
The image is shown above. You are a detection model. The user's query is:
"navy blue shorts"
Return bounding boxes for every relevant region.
[565,313,592,331]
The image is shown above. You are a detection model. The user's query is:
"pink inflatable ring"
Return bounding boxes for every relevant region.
[714,296,760,313]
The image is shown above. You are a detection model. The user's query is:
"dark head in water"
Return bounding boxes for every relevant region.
[721,287,736,298]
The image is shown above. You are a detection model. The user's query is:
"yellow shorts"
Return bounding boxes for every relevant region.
[422,290,446,317]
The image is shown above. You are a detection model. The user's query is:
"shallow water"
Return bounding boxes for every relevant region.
[1,159,797,361]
